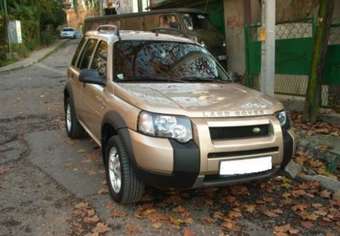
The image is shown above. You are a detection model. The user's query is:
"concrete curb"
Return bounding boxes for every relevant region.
[0,39,69,73]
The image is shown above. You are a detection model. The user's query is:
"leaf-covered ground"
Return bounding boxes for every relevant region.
[69,174,340,236]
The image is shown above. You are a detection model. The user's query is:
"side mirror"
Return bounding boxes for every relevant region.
[79,69,105,86]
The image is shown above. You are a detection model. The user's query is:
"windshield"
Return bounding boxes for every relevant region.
[182,13,211,31]
[63,28,74,32]
[114,41,230,83]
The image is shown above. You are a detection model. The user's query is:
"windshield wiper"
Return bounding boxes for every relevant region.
[115,76,185,83]
[179,76,230,83]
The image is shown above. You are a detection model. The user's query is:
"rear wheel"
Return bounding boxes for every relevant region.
[105,136,144,204]
[64,97,85,139]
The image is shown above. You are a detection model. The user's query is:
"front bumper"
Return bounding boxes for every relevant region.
[128,116,295,189]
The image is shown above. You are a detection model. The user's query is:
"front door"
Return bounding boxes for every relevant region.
[81,40,108,139]
[73,38,98,124]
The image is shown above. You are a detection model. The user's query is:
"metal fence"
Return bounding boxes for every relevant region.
[244,18,340,107]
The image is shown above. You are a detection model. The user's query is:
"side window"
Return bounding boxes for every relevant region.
[159,14,179,29]
[71,38,86,67]
[90,41,108,78]
[78,39,97,69]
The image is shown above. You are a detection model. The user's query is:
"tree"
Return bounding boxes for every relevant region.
[71,0,99,13]
[304,0,334,122]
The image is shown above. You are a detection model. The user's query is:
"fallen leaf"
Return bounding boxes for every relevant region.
[125,224,141,235]
[320,190,331,198]
[106,202,113,209]
[301,221,314,229]
[92,223,109,234]
[263,209,280,218]
[301,212,319,221]
[312,203,322,209]
[292,189,306,197]
[183,227,195,236]
[228,209,242,219]
[152,222,162,229]
[87,209,95,217]
[75,202,89,209]
[111,209,127,217]
[201,216,214,224]
[292,204,308,212]
[0,166,10,175]
[244,204,256,213]
[314,209,328,216]
[213,211,224,220]
[221,220,235,230]
[84,215,100,224]
[87,170,97,176]
[97,187,109,195]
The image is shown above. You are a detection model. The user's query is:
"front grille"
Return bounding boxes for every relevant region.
[209,124,270,140]
[208,147,279,159]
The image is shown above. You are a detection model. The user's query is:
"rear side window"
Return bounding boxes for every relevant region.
[91,41,108,78]
[71,38,86,67]
[78,39,97,69]
[63,28,74,31]
[159,14,179,29]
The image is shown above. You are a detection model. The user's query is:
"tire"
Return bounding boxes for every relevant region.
[64,97,85,139]
[105,136,144,204]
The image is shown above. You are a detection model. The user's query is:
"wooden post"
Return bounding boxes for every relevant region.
[304,0,334,122]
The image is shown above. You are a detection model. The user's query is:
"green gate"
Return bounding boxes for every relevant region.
[244,19,340,96]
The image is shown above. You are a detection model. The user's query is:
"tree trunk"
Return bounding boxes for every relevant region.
[304,0,334,122]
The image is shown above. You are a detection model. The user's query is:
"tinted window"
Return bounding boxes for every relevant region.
[159,15,179,29]
[71,38,86,67]
[115,41,230,83]
[91,41,108,78]
[182,13,211,31]
[78,39,97,69]
[63,28,75,32]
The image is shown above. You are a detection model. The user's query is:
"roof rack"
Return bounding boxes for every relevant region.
[96,24,120,39]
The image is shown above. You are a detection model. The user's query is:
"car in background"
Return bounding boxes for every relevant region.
[84,8,227,68]
[60,27,81,39]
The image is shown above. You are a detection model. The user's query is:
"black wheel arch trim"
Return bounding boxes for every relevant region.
[101,111,135,165]
[64,83,78,118]
[281,129,294,168]
[101,111,201,189]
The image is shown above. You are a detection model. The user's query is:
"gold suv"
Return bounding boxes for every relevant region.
[64,26,295,204]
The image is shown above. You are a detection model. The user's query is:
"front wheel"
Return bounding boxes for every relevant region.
[105,136,144,204]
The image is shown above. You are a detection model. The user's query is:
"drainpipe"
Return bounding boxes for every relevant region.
[260,0,276,96]
[138,0,143,13]
[99,0,104,16]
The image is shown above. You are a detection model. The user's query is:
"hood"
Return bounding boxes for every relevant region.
[114,83,283,118]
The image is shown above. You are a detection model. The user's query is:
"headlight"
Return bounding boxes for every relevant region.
[276,111,289,128]
[138,111,193,143]
[222,41,226,47]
